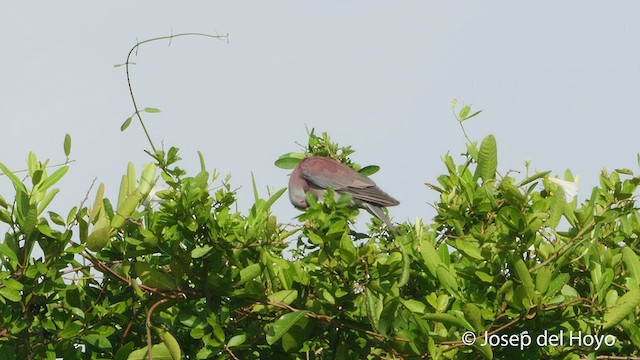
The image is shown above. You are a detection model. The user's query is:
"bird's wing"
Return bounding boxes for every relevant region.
[300,157,374,190]
[348,186,400,207]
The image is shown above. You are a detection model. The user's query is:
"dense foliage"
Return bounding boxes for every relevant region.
[1,105,639,359]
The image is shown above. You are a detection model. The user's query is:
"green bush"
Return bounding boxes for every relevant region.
[0,120,639,359]
[1,37,638,358]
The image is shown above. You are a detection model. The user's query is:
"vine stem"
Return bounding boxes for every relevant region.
[123,32,229,157]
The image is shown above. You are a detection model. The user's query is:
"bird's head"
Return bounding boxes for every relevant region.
[288,162,310,209]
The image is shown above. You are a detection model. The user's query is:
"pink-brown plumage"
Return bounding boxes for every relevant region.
[288,156,399,231]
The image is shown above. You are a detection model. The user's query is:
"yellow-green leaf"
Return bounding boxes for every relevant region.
[37,166,68,192]
[419,238,441,277]
[86,226,109,252]
[90,183,105,223]
[64,134,72,157]
[536,267,552,294]
[622,247,640,289]
[513,258,534,298]
[475,135,497,183]
[111,191,142,229]
[161,331,181,360]
[266,311,309,345]
[238,263,262,285]
[403,299,426,314]
[423,312,474,331]
[603,289,640,329]
[135,262,177,290]
[548,188,564,228]
[120,117,132,132]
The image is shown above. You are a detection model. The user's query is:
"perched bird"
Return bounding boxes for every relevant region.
[288,156,400,232]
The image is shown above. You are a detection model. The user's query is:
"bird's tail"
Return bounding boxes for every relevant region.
[362,203,399,234]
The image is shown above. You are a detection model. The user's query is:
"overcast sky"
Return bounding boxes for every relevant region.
[1,2,639,233]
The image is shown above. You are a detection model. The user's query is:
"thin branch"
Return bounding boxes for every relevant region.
[123,32,228,157]
[264,301,411,344]
[530,219,595,272]
[146,298,171,360]
[0,159,76,177]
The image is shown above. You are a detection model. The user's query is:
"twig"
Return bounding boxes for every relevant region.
[0,159,76,177]
[530,219,595,272]
[146,298,171,360]
[264,301,411,344]
[123,32,228,157]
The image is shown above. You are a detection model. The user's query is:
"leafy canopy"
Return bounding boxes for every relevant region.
[0,36,639,359]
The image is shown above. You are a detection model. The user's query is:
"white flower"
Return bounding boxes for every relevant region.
[548,176,579,202]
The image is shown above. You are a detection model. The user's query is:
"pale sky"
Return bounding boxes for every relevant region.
[1,2,639,232]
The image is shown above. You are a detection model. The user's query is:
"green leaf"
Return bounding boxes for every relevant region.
[111,191,142,229]
[84,333,112,351]
[535,267,552,294]
[27,151,38,177]
[398,245,411,288]
[462,303,483,332]
[0,162,27,193]
[548,188,564,228]
[227,334,247,348]
[139,163,157,197]
[0,243,19,264]
[339,234,357,265]
[238,263,262,285]
[31,170,43,187]
[265,187,286,209]
[603,289,640,329]
[459,105,470,119]
[48,211,66,226]
[59,322,82,339]
[143,107,161,113]
[63,133,72,157]
[274,153,305,169]
[115,342,134,360]
[269,290,298,305]
[423,312,474,331]
[615,168,633,175]
[622,247,640,289]
[472,341,493,360]
[475,135,497,183]
[120,117,132,132]
[191,245,213,259]
[546,273,569,297]
[465,110,483,121]
[454,238,484,260]
[266,311,309,345]
[475,271,494,283]
[403,299,426,314]
[20,204,37,236]
[359,165,380,176]
[0,287,21,302]
[37,166,69,192]
[518,170,551,187]
[89,183,105,223]
[419,237,442,277]
[281,316,313,353]
[86,225,110,252]
[160,331,181,360]
[37,188,60,216]
[513,258,534,298]
[128,344,172,360]
[436,265,459,295]
[135,262,177,290]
